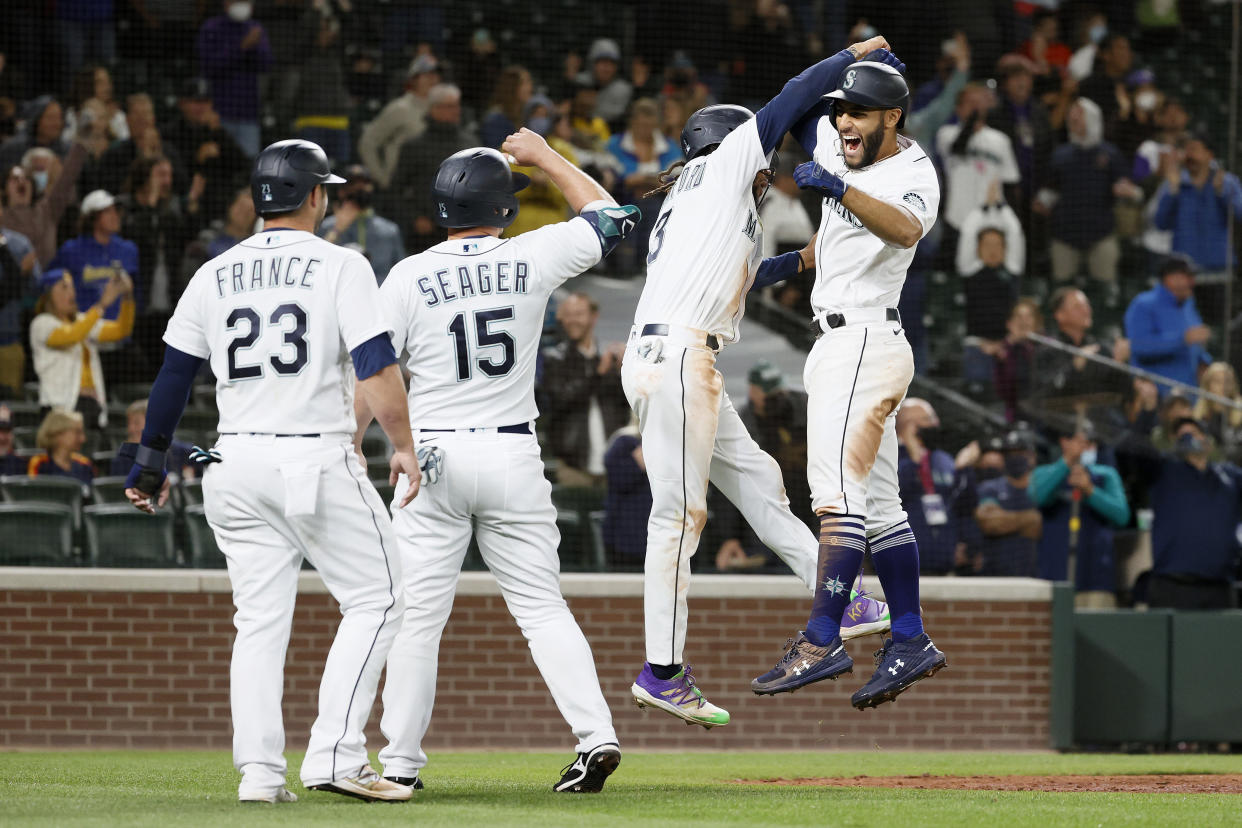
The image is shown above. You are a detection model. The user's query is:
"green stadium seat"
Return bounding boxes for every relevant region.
[91,476,130,504]
[0,475,86,526]
[83,504,176,567]
[0,502,75,565]
[184,504,225,568]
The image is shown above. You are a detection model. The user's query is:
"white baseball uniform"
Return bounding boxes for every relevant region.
[621,117,819,668]
[805,120,940,533]
[377,218,618,779]
[162,227,403,792]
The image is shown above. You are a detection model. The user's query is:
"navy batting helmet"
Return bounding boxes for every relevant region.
[681,104,753,161]
[431,148,530,229]
[251,139,345,217]
[825,61,910,128]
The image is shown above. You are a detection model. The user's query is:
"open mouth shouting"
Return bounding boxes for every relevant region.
[841,132,863,163]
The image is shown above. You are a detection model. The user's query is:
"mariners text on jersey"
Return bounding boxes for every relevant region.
[416,259,531,307]
[214,255,322,297]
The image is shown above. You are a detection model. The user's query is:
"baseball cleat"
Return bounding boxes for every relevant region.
[238,786,298,803]
[554,742,621,793]
[308,765,413,802]
[631,664,730,729]
[840,591,891,640]
[751,632,853,695]
[851,633,947,710]
[382,776,424,790]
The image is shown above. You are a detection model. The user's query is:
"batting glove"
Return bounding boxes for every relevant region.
[118,441,168,498]
[188,445,223,465]
[794,161,849,201]
[866,48,906,74]
[417,444,444,486]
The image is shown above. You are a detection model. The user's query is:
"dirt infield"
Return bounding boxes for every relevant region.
[736,774,1242,794]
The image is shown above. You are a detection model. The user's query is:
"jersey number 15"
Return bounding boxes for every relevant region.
[447,307,516,382]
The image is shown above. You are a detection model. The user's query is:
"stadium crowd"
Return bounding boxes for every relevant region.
[0,0,1239,607]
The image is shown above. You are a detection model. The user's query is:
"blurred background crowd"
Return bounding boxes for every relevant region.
[0,0,1240,609]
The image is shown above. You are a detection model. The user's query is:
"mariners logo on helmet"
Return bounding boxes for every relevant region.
[843,70,857,89]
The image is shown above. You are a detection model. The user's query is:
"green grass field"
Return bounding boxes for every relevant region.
[2,751,1240,827]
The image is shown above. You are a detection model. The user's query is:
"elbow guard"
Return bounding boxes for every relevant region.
[581,204,642,257]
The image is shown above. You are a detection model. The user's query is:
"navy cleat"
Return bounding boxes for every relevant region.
[751,633,853,695]
[851,633,947,709]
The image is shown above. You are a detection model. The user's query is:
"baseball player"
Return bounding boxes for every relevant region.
[751,58,949,707]
[122,139,419,803]
[622,36,902,728]
[363,133,640,793]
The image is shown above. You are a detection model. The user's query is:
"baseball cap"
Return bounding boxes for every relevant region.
[748,359,785,393]
[407,54,439,78]
[588,38,622,63]
[80,190,115,215]
[37,267,68,293]
[180,77,212,101]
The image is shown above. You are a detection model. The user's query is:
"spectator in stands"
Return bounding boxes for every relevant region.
[0,96,69,174]
[1,139,89,266]
[567,78,612,162]
[602,421,650,568]
[580,39,633,130]
[994,298,1042,424]
[109,398,198,479]
[936,83,1021,266]
[505,99,576,237]
[1150,390,1194,453]
[286,1,352,163]
[206,187,256,259]
[539,292,629,488]
[974,428,1041,576]
[1030,421,1130,607]
[0,212,38,397]
[319,164,404,285]
[960,196,1021,392]
[62,65,127,145]
[1067,9,1109,81]
[50,190,140,319]
[1124,255,1211,390]
[30,268,132,430]
[0,404,22,475]
[1037,97,1138,288]
[196,0,273,157]
[605,98,680,266]
[990,54,1052,231]
[98,93,187,196]
[119,156,198,375]
[479,66,532,150]
[456,28,502,116]
[161,78,250,223]
[903,33,971,155]
[1132,98,1190,271]
[55,0,115,78]
[1192,363,1242,460]
[1153,136,1242,275]
[1020,9,1072,73]
[1078,33,1135,145]
[357,54,440,189]
[385,83,474,252]
[896,398,976,575]
[1034,287,1132,402]
[28,407,93,483]
[1145,417,1241,609]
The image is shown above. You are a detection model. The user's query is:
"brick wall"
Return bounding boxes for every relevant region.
[0,576,1050,751]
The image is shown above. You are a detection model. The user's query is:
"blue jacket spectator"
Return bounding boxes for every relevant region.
[1144,418,1242,609]
[602,428,650,568]
[49,190,139,320]
[1124,256,1210,390]
[974,432,1041,577]
[1030,427,1130,601]
[1153,137,1242,271]
[478,66,531,149]
[318,165,405,285]
[196,2,274,156]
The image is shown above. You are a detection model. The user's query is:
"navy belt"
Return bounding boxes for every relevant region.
[219,432,321,438]
[640,323,720,351]
[812,308,900,336]
[422,423,531,435]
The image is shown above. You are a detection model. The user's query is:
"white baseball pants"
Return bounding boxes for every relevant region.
[621,328,818,667]
[378,430,616,778]
[202,434,403,793]
[805,318,914,534]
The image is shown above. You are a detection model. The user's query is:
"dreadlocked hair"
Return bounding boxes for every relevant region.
[644,160,687,199]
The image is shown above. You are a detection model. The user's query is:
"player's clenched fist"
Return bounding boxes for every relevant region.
[502,127,551,167]
[848,34,891,61]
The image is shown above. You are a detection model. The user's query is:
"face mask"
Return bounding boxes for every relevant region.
[918,425,943,449]
[1135,90,1159,112]
[1004,454,1031,479]
[30,170,48,192]
[1176,432,1206,458]
[1089,24,1108,44]
[976,466,1004,482]
[228,2,252,22]
[1079,448,1098,467]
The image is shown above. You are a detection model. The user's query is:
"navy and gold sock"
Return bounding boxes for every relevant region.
[869,520,923,642]
[804,514,866,646]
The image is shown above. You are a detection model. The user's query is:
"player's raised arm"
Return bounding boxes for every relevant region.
[756,36,899,155]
